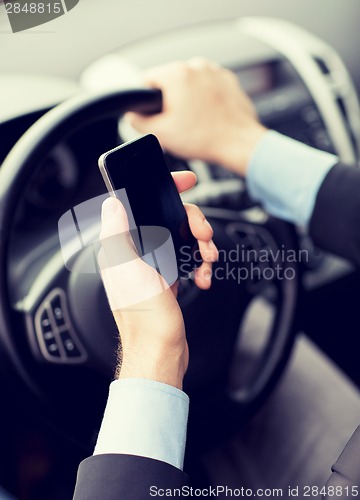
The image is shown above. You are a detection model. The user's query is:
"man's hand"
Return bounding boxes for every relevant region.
[98,171,217,390]
[126,58,267,177]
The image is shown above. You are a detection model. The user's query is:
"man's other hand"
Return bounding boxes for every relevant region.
[126,58,267,177]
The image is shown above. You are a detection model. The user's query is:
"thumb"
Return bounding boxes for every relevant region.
[100,197,130,238]
[99,197,138,270]
[99,197,169,310]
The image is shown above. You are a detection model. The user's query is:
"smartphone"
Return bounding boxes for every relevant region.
[98,134,199,280]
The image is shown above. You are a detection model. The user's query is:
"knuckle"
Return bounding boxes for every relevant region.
[176,63,193,81]
[189,57,211,69]
[206,223,214,238]
[202,252,213,263]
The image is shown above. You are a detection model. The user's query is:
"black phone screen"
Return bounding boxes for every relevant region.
[100,134,198,278]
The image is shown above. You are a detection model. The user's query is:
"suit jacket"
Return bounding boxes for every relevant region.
[73,162,360,500]
[310,163,360,266]
[73,454,188,499]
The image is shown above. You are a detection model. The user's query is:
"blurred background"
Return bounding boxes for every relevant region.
[1,0,360,92]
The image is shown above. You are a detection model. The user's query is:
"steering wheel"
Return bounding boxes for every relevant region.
[0,89,300,451]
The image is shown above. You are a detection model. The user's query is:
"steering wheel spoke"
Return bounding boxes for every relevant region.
[12,246,89,366]
[29,287,87,365]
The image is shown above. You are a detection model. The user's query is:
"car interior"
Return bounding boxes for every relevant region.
[0,0,359,498]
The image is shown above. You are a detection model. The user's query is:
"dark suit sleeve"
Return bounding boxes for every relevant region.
[309,163,360,266]
[73,454,189,500]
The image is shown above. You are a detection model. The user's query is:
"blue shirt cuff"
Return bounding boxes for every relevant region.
[247,130,338,226]
[93,378,189,471]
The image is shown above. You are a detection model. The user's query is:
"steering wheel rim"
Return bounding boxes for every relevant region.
[0,88,300,450]
[0,87,162,376]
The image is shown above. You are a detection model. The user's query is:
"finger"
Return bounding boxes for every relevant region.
[198,239,219,264]
[184,203,214,242]
[171,171,197,193]
[124,111,160,134]
[99,197,138,270]
[194,261,213,290]
[188,57,219,70]
[142,61,184,86]
[184,203,218,263]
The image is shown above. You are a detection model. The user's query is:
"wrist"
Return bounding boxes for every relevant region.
[214,123,267,177]
[116,350,186,390]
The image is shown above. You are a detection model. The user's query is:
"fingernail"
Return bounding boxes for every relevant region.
[102,197,120,217]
